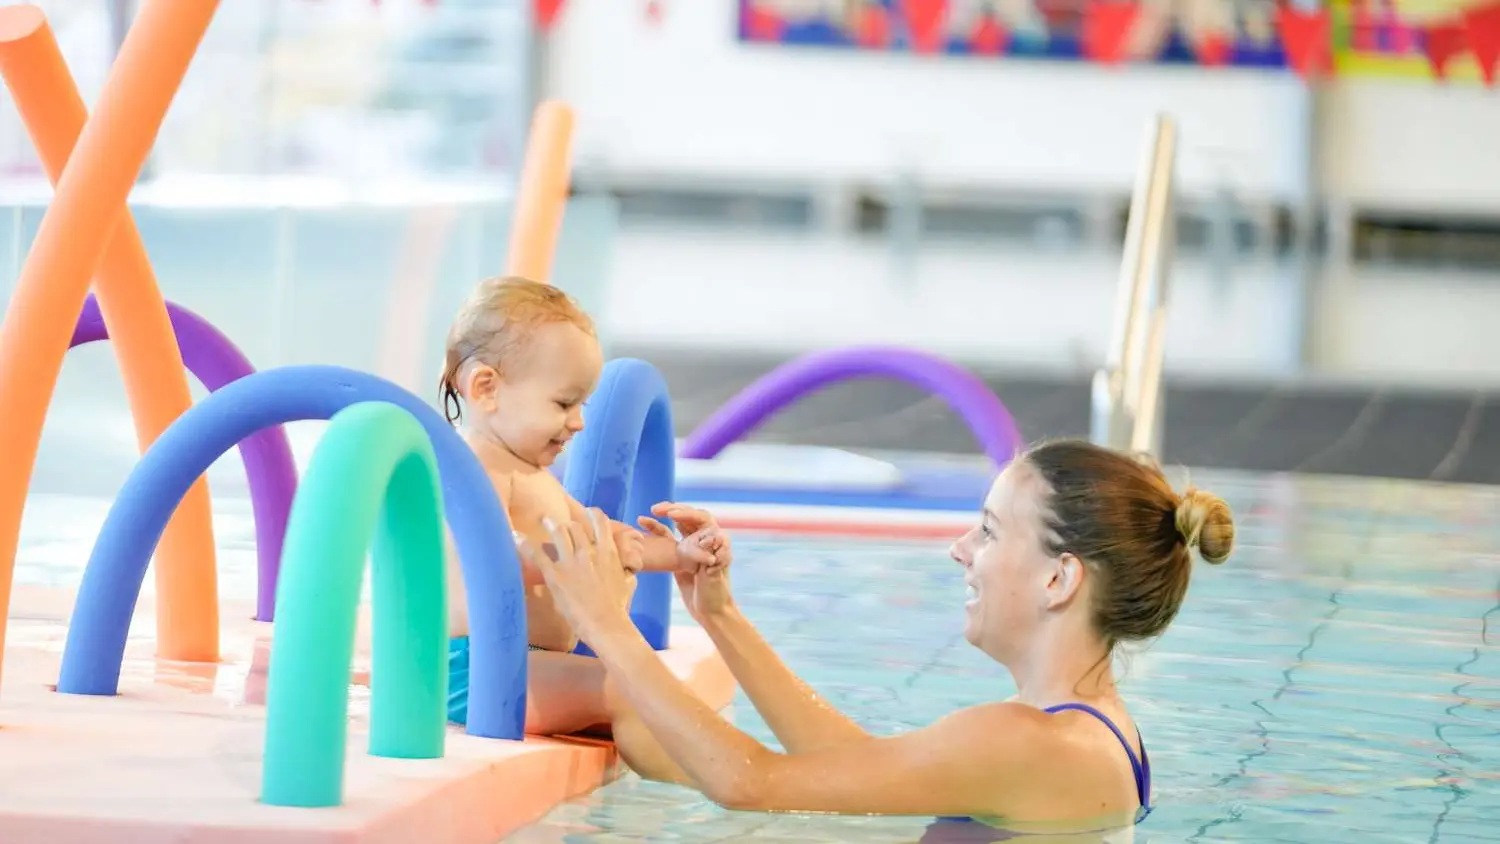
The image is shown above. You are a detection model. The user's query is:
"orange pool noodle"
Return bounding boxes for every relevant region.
[0,0,224,683]
[505,100,576,283]
[0,5,221,664]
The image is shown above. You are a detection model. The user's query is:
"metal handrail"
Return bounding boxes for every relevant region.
[1090,114,1178,458]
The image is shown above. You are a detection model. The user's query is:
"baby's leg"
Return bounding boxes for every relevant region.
[525,649,611,736]
[526,650,691,785]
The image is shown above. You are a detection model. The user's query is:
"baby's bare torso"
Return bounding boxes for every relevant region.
[445,454,586,652]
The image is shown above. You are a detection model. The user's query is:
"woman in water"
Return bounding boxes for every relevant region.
[520,439,1234,830]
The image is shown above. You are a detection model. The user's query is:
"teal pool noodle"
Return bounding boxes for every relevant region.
[260,401,448,808]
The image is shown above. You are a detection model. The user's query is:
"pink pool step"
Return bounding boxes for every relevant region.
[0,586,736,843]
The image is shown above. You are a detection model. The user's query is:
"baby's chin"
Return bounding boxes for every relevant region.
[528,438,569,467]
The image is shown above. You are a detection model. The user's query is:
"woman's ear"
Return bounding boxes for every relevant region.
[461,362,502,413]
[1044,552,1087,610]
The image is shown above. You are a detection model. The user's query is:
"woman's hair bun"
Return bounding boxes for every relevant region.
[1174,488,1234,565]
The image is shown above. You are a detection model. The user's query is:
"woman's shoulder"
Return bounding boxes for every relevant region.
[923,702,1064,769]
[937,700,1055,733]
[927,701,1138,803]
[960,700,1146,823]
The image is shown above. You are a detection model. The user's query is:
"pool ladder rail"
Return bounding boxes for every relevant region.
[1091,114,1178,460]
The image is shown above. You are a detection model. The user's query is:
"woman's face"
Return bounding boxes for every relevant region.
[950,461,1059,660]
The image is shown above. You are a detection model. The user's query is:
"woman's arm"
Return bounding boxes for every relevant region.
[699,604,870,753]
[586,612,1039,816]
[522,513,1039,816]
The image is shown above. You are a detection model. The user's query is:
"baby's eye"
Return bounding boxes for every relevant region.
[980,523,995,539]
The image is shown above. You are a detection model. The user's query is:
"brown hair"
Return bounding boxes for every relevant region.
[1021,440,1233,646]
[437,275,596,424]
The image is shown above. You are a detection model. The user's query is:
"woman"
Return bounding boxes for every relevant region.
[520,439,1234,829]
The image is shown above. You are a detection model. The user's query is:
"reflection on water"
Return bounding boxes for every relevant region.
[507,470,1500,842]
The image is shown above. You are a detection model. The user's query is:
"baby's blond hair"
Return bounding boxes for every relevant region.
[438,275,596,424]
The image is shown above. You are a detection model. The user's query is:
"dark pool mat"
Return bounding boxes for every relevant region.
[1443,398,1500,487]
[619,345,1500,486]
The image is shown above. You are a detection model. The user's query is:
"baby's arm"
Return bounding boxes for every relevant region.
[560,494,713,573]
[633,527,689,572]
[552,491,659,571]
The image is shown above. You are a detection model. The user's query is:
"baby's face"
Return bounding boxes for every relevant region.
[483,321,603,467]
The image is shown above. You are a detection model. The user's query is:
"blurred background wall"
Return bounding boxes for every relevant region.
[4,0,1500,497]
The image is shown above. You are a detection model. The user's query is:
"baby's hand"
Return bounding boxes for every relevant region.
[610,521,646,575]
[638,503,732,573]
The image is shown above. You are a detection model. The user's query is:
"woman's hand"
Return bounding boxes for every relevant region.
[638,502,733,573]
[676,562,735,625]
[519,510,638,642]
[610,522,645,611]
[637,501,737,623]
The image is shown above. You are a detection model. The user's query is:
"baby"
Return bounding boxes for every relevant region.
[438,275,727,745]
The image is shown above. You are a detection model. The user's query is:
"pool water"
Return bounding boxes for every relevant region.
[506,469,1500,843]
[9,468,1498,842]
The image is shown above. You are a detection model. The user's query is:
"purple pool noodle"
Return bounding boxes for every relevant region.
[70,294,298,622]
[679,346,1023,468]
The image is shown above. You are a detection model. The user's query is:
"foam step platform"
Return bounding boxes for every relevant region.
[0,586,735,843]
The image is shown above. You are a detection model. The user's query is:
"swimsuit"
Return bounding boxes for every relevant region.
[929,702,1151,840]
[1043,702,1151,813]
[447,530,549,727]
[445,635,547,727]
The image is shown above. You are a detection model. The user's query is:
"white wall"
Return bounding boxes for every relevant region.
[1313,263,1500,385]
[1318,79,1500,215]
[603,226,1305,377]
[543,0,1313,204]
[602,226,1500,388]
[544,1,1500,217]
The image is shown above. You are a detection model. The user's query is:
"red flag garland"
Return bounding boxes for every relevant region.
[856,3,893,48]
[1193,33,1233,66]
[899,0,949,54]
[1464,0,1500,86]
[1422,22,1470,80]
[969,13,1009,55]
[1081,1,1140,65]
[742,1,786,40]
[1275,4,1333,79]
[535,0,565,30]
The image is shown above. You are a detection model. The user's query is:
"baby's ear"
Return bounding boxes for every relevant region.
[462,363,501,409]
